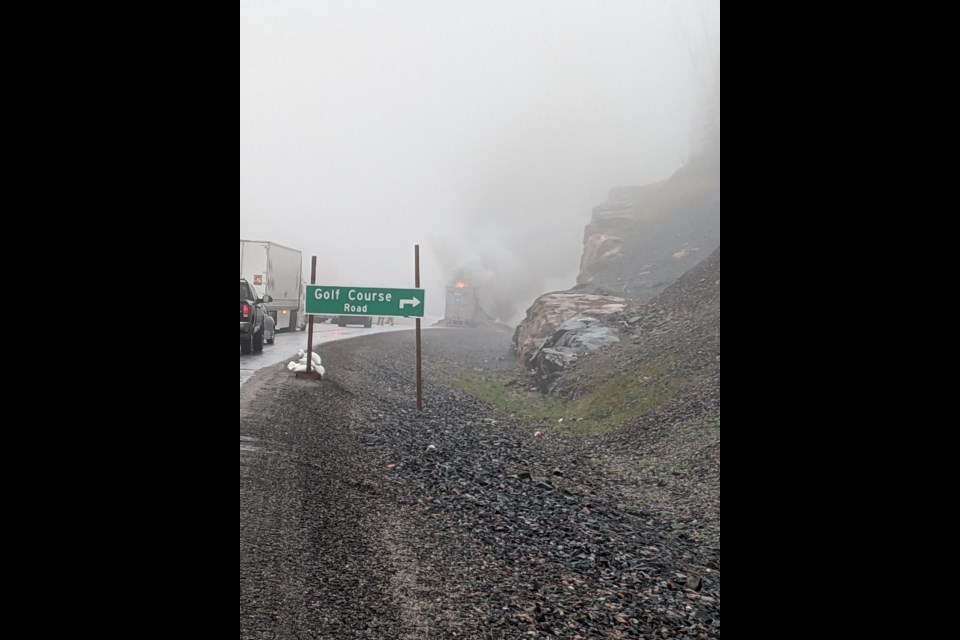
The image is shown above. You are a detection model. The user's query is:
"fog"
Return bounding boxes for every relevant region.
[240,0,719,324]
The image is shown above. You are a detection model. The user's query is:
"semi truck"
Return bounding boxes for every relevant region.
[239,240,303,332]
[442,284,488,327]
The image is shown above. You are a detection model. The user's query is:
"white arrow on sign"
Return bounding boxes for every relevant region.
[399,297,422,310]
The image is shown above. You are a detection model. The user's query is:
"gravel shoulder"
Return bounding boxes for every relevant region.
[240,329,720,639]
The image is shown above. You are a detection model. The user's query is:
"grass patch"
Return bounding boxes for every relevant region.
[451,357,689,436]
[454,373,567,425]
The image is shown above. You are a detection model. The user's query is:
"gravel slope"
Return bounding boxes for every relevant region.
[557,248,721,559]
[240,329,720,639]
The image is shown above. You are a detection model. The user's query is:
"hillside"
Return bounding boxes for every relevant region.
[513,156,720,370]
[576,161,720,302]
[505,168,721,559]
[558,248,721,551]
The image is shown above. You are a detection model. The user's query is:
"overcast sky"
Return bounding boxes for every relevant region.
[240,0,719,323]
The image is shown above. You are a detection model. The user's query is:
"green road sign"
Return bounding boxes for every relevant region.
[306,285,425,318]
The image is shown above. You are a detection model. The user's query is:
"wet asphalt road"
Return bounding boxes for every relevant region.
[239,323,414,388]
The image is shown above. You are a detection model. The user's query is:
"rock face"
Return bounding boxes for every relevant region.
[577,233,624,287]
[530,316,621,393]
[575,164,720,301]
[515,158,720,390]
[512,293,625,367]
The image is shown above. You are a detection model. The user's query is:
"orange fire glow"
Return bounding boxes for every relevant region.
[454,281,467,289]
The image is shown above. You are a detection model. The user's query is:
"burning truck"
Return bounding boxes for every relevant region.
[441,281,493,327]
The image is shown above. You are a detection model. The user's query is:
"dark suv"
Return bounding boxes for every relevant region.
[240,278,272,354]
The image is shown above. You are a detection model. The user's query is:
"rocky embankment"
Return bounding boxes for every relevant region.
[240,329,720,639]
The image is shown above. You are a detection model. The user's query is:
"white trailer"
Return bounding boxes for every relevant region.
[239,240,303,332]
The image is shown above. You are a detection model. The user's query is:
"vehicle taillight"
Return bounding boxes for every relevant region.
[242,303,250,318]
